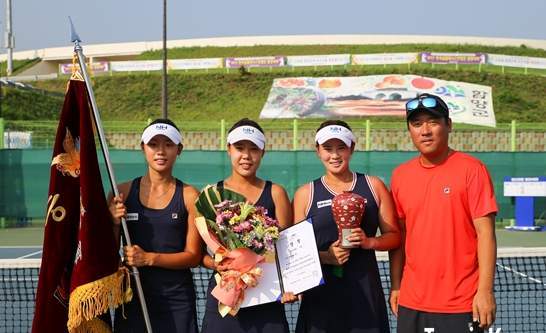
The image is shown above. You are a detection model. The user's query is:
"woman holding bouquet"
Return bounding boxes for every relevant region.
[201,118,293,333]
[292,120,400,333]
[109,119,201,333]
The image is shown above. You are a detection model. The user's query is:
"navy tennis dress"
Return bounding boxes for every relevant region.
[114,177,198,333]
[201,180,289,333]
[296,172,390,333]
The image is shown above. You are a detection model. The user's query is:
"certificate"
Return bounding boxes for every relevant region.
[241,217,324,307]
[276,218,324,295]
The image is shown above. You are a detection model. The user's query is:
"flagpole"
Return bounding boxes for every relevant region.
[69,19,153,333]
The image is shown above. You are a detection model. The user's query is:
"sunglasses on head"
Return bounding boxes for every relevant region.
[406,94,449,117]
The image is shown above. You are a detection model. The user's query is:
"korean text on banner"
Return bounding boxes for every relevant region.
[421,52,486,64]
[286,54,350,67]
[225,56,284,68]
[487,54,546,69]
[59,62,109,75]
[169,58,223,70]
[259,75,495,127]
[110,60,163,72]
[352,53,419,65]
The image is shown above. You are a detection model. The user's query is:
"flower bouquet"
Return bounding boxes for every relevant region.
[195,185,280,316]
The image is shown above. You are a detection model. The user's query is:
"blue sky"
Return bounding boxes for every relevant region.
[2,0,546,52]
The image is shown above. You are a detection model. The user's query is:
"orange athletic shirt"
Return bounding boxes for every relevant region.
[391,151,498,313]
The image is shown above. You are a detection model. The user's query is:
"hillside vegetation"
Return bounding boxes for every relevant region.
[27,67,546,124]
[0,58,41,76]
[138,43,546,59]
[3,44,546,125]
[2,87,64,120]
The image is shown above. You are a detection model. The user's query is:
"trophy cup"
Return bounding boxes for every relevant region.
[331,191,366,248]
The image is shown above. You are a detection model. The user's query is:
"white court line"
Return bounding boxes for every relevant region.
[0,246,42,249]
[496,263,546,286]
[17,250,43,259]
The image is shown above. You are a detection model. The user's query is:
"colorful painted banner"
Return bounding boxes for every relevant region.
[286,54,350,67]
[225,56,284,68]
[487,54,546,69]
[110,60,163,72]
[421,52,486,64]
[259,75,495,127]
[169,58,223,70]
[59,61,109,75]
[352,53,419,65]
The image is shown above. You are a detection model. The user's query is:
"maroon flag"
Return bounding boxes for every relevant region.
[32,77,131,333]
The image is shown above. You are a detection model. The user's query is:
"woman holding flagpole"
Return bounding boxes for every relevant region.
[109,118,201,333]
[200,118,294,333]
[292,120,400,333]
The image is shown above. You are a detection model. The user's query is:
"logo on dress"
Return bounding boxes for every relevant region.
[443,187,451,194]
[317,199,332,209]
[126,213,139,221]
[172,213,178,220]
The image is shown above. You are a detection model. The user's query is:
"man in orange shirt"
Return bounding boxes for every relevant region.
[389,93,498,333]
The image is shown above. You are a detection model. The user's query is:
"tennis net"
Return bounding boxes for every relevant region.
[1,248,545,332]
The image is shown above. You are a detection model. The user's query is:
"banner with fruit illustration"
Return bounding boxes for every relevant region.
[259,75,495,127]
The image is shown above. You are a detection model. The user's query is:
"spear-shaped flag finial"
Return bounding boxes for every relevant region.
[69,16,81,44]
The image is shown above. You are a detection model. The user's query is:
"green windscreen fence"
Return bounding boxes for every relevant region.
[1,150,545,222]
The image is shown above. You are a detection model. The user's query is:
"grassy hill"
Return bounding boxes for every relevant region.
[138,43,546,59]
[0,58,41,76]
[26,67,546,124]
[2,44,546,126]
[2,86,64,120]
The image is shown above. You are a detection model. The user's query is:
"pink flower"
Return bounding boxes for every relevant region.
[252,239,264,250]
[264,216,279,227]
[233,221,253,233]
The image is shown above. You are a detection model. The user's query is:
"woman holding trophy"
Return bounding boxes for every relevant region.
[292,120,401,333]
[200,118,293,333]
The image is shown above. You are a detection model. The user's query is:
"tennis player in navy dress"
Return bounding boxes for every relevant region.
[200,118,293,333]
[292,120,401,333]
[109,119,201,333]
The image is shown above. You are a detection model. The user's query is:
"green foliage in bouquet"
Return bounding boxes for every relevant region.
[195,184,246,221]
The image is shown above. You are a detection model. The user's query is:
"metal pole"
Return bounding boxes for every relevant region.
[161,0,168,118]
[0,117,4,149]
[0,80,3,119]
[292,119,298,151]
[5,0,14,76]
[365,119,371,151]
[510,120,516,152]
[220,119,226,149]
[70,22,153,333]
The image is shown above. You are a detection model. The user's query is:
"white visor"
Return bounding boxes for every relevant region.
[141,123,182,145]
[315,125,355,147]
[227,126,266,150]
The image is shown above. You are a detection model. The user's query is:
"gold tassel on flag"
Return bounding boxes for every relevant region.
[67,267,132,332]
